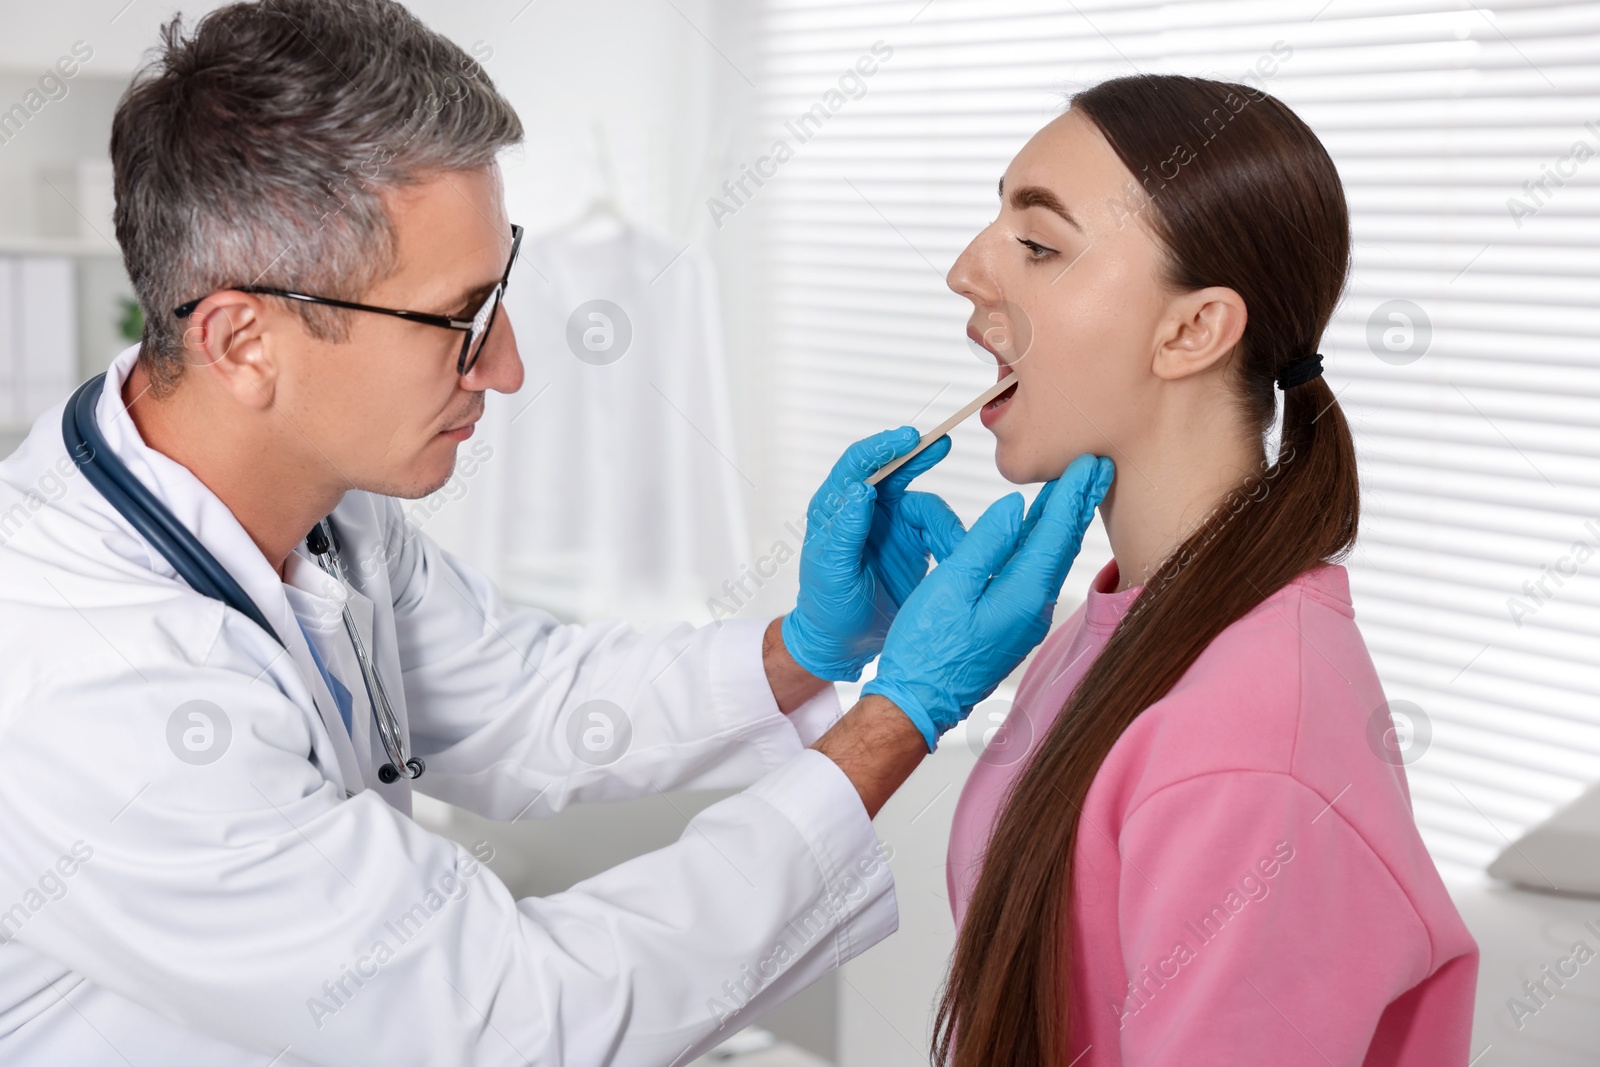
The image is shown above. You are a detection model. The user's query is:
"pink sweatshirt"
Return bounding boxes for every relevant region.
[947,558,1478,1066]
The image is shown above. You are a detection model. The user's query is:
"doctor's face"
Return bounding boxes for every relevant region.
[277,164,525,499]
[945,109,1176,485]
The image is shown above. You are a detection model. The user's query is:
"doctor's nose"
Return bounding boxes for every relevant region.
[462,304,524,395]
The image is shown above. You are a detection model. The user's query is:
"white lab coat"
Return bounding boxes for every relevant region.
[0,343,897,1066]
[484,224,752,624]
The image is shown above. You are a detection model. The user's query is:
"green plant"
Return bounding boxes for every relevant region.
[116,295,144,343]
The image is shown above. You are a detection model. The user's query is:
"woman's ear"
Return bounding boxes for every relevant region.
[1150,285,1248,382]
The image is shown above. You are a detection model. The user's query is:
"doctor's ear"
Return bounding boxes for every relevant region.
[1151,285,1248,383]
[179,293,278,410]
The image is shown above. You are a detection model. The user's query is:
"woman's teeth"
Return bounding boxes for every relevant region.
[985,376,1018,409]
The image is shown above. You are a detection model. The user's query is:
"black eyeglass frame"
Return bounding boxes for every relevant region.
[172,223,524,377]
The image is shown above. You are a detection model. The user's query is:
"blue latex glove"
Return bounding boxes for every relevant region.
[862,454,1116,751]
[781,426,967,682]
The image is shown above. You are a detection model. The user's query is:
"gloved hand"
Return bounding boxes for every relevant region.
[862,453,1115,751]
[781,426,967,682]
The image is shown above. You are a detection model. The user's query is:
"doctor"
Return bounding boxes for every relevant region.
[0,1,1112,1064]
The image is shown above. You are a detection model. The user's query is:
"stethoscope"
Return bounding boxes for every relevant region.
[63,372,424,784]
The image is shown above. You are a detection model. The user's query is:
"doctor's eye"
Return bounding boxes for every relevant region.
[449,289,492,319]
[1016,237,1056,261]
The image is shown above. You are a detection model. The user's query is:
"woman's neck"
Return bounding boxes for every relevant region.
[1097,415,1264,595]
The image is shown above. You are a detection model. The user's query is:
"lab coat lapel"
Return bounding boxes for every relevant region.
[277,607,367,796]
[340,587,375,775]
[336,575,413,814]
[320,498,414,814]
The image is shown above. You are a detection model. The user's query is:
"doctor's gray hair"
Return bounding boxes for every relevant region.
[111,0,524,397]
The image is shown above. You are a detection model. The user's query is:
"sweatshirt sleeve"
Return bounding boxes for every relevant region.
[1113,771,1435,1066]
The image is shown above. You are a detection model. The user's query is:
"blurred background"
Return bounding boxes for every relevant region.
[2,1,1599,1063]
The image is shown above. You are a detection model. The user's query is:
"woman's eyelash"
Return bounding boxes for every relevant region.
[1016,237,1056,260]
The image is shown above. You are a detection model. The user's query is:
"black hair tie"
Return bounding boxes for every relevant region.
[1276,352,1324,390]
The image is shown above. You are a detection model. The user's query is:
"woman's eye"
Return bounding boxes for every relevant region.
[1016,237,1056,260]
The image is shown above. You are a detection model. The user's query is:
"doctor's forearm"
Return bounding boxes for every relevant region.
[812,694,927,819]
[762,615,830,713]
[761,617,928,817]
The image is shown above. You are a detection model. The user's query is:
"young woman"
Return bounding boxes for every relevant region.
[935,75,1478,1065]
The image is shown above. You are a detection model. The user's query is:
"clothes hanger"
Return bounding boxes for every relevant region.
[544,119,628,241]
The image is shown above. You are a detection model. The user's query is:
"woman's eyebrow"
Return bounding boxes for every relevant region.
[998,176,1084,233]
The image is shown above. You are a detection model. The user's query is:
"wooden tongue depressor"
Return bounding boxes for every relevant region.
[865,372,1019,487]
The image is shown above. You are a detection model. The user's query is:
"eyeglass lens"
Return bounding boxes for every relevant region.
[460,283,504,376]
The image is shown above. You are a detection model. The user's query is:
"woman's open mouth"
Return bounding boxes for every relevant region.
[969,323,1019,427]
[979,370,1018,427]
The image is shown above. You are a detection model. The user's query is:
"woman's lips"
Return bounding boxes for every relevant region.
[979,376,1018,428]
[967,323,1003,364]
[968,324,1020,428]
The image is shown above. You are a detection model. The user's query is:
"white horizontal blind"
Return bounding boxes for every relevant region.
[753,0,1600,879]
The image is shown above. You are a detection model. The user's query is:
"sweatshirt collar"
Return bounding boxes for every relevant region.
[1085,557,1144,633]
[1083,555,1353,635]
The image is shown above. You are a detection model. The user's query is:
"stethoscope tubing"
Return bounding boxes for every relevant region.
[65,374,285,645]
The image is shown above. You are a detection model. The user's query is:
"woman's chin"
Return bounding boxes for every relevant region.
[994,439,1086,486]
[993,442,1040,485]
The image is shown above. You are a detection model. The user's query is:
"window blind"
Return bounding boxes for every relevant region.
[751,0,1600,879]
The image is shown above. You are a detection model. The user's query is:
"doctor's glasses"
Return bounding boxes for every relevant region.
[172,223,524,377]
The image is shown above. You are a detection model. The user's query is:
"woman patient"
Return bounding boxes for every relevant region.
[934,74,1478,1065]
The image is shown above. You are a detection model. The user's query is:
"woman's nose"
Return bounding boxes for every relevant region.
[947,226,1003,307]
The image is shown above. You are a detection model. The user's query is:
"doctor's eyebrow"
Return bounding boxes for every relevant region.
[999,176,1084,233]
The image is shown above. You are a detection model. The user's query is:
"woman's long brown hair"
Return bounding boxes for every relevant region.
[933,75,1359,1066]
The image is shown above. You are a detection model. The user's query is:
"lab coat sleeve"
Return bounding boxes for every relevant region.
[380,498,844,819]
[1113,772,1435,1066]
[0,645,894,1067]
